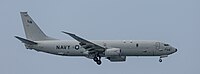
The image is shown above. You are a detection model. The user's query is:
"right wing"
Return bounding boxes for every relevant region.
[62,31,105,52]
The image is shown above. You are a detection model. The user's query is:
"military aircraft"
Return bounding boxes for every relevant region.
[15,12,177,65]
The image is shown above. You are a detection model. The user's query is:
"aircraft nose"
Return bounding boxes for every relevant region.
[175,48,177,52]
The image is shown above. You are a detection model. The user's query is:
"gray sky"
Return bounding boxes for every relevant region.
[0,0,199,74]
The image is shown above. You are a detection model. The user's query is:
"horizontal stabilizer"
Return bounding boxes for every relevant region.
[15,36,37,45]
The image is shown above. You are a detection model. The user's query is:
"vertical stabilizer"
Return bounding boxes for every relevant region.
[20,12,56,41]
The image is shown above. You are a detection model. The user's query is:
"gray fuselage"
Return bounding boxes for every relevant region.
[27,40,176,57]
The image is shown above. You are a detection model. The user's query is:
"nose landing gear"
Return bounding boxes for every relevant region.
[159,58,162,62]
[159,55,168,62]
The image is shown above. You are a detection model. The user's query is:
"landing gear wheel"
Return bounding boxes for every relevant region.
[93,53,102,65]
[159,59,162,62]
[93,57,98,62]
[96,60,102,65]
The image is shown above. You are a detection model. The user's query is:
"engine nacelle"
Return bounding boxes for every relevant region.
[105,48,121,56]
[107,56,126,62]
[105,48,126,62]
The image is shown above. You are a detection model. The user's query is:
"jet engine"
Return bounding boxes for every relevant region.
[105,48,126,62]
[107,56,126,62]
[105,48,121,56]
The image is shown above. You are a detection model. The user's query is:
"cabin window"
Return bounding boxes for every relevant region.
[136,43,139,47]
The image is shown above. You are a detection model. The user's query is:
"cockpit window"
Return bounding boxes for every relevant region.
[164,44,169,46]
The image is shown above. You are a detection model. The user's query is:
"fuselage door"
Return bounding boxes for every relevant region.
[155,42,160,49]
[154,42,163,55]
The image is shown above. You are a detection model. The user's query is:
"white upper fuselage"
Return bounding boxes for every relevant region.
[27,40,177,57]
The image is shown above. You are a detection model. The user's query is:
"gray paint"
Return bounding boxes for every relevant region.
[20,12,56,41]
[34,40,176,56]
[16,12,177,64]
[0,0,199,74]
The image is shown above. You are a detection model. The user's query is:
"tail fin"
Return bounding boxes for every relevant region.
[20,12,56,41]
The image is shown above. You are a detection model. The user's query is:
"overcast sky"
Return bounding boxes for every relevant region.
[0,0,200,74]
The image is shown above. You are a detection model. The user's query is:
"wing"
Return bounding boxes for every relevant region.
[62,31,105,52]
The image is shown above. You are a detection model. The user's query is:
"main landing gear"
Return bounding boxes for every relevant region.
[93,54,102,65]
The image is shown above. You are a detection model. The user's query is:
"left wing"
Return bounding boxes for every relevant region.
[62,31,105,52]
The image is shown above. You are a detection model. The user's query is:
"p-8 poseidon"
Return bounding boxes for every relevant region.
[15,12,177,65]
